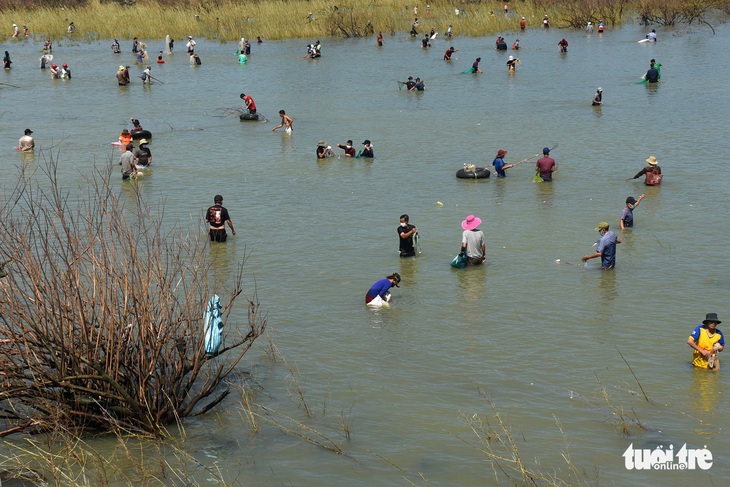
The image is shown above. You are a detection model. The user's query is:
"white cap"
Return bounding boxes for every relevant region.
[508,55,514,61]
[597,87,602,91]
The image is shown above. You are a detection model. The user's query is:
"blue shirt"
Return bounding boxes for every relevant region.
[597,231,619,268]
[493,157,507,177]
[620,207,634,227]
[367,279,394,300]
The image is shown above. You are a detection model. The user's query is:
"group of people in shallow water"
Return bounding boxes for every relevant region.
[39,60,71,79]
[364,149,688,361]
[316,139,374,159]
[117,118,152,179]
[400,76,425,91]
[397,147,662,275]
[304,40,321,59]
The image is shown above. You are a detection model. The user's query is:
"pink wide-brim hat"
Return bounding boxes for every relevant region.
[462,214,482,230]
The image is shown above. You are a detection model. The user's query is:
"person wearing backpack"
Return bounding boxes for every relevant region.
[629,156,662,186]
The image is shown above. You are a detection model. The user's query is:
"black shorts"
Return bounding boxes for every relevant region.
[209,228,227,242]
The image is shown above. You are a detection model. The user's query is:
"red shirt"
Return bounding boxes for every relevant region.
[245,96,256,111]
[536,156,556,179]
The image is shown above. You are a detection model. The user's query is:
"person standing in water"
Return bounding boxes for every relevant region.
[118,144,138,180]
[116,66,127,85]
[360,140,374,158]
[118,129,132,146]
[493,149,514,177]
[619,194,645,231]
[409,77,425,91]
[629,155,662,186]
[645,61,660,83]
[240,93,256,114]
[444,46,458,60]
[134,139,152,167]
[130,118,144,133]
[141,65,152,84]
[592,87,603,106]
[536,147,556,181]
[19,129,34,152]
[460,214,486,266]
[581,222,621,269]
[398,214,418,257]
[337,140,356,157]
[205,195,236,242]
[316,140,333,158]
[272,110,293,133]
[688,313,725,370]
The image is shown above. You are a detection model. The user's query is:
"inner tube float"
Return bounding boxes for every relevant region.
[240,113,266,121]
[496,42,508,50]
[131,130,152,140]
[456,167,491,179]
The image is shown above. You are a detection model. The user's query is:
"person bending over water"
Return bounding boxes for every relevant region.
[272,110,293,133]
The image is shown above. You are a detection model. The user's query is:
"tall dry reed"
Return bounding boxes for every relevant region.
[0,0,691,42]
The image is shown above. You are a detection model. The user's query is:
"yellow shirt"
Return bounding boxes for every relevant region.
[689,326,724,368]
